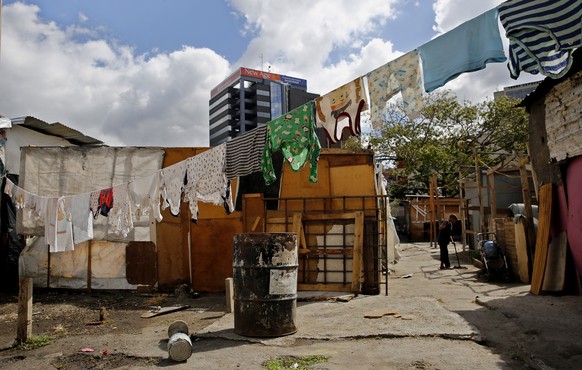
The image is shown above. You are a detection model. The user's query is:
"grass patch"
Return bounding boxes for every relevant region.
[14,335,52,350]
[264,355,328,370]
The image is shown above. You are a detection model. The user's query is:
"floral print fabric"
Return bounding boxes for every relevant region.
[261,101,321,185]
[367,50,424,128]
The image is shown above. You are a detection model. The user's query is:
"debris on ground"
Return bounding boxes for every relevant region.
[364,309,399,319]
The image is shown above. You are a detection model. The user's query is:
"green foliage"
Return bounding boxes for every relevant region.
[14,335,52,350]
[370,91,528,199]
[263,355,328,370]
[341,135,365,150]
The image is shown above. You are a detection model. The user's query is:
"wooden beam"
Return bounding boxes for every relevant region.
[351,211,364,293]
[269,212,358,223]
[530,183,553,295]
[301,249,354,256]
[225,278,234,313]
[519,158,536,277]
[87,241,92,292]
[474,146,486,234]
[429,176,436,248]
[250,216,261,232]
[488,172,497,222]
[514,218,531,283]
[291,213,307,250]
[17,277,33,343]
[297,284,353,292]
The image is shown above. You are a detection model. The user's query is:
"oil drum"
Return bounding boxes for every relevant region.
[232,233,298,337]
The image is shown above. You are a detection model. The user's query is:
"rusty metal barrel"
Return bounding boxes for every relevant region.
[232,233,298,337]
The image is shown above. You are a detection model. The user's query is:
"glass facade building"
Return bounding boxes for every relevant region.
[209,67,319,147]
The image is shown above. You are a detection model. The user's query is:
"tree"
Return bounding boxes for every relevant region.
[369,91,529,199]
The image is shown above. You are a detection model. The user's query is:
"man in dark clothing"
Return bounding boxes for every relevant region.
[437,214,460,269]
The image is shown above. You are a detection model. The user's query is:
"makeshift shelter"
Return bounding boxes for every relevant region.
[13,146,396,295]
[520,48,582,294]
[0,116,103,293]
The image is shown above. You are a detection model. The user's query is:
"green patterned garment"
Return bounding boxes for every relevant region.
[261,101,321,185]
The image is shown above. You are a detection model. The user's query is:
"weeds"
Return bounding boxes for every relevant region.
[14,335,52,350]
[264,355,328,370]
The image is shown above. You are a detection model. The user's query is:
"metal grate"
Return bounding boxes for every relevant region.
[259,195,391,295]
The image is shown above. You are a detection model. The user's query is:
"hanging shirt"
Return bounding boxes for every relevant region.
[46,197,74,253]
[109,184,134,238]
[418,8,506,92]
[71,192,93,244]
[183,144,234,221]
[160,160,188,216]
[367,50,424,127]
[315,77,369,143]
[225,126,267,180]
[262,101,321,185]
[90,187,114,218]
[498,0,582,79]
[129,172,163,222]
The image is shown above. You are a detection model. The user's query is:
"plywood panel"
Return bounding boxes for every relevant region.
[279,156,331,199]
[156,148,203,290]
[514,217,530,283]
[126,241,157,285]
[190,217,242,292]
[531,183,553,295]
[156,203,190,289]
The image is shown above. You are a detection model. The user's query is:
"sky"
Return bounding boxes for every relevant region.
[0,0,543,147]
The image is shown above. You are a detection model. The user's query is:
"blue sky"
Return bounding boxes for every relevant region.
[0,0,541,147]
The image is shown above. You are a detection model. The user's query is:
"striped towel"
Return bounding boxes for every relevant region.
[499,0,582,79]
[225,126,267,180]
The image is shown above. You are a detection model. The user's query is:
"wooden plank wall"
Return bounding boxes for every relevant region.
[530,183,553,295]
[156,148,206,290]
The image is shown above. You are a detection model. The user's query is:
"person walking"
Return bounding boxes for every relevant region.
[437,214,460,269]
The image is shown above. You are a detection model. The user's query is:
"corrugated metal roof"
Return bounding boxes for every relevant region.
[10,116,104,146]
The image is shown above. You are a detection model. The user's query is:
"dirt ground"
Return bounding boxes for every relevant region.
[0,288,226,368]
[0,242,581,369]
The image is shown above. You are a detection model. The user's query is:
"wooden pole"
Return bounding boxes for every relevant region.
[225,278,234,313]
[17,277,33,343]
[519,157,535,277]
[459,171,467,251]
[488,172,497,232]
[433,174,441,221]
[429,180,436,248]
[87,241,92,293]
[474,147,485,234]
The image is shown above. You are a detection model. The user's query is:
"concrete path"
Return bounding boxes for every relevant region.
[3,241,582,369]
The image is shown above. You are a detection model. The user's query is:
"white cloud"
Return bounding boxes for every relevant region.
[230,0,543,102]
[431,0,544,101]
[230,0,401,95]
[0,2,230,147]
[0,0,549,149]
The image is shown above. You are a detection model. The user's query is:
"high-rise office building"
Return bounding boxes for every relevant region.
[209,67,319,146]
[493,81,541,101]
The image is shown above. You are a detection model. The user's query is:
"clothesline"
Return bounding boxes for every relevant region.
[5,0,581,253]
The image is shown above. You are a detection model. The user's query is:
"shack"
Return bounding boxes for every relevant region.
[520,48,582,294]
[13,146,396,295]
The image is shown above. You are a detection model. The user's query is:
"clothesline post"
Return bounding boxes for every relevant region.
[16,277,33,343]
[87,241,92,293]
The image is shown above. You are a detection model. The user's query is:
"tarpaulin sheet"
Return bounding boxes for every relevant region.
[18,146,164,242]
[20,238,136,289]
